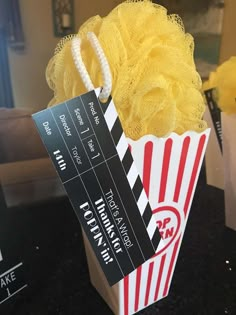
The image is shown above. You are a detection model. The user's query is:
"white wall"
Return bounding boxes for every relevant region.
[8,0,121,111]
[75,0,121,27]
[8,0,58,111]
[8,0,236,111]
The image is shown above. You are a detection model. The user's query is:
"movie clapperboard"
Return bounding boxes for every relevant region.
[33,89,161,285]
[0,261,27,305]
[204,89,222,153]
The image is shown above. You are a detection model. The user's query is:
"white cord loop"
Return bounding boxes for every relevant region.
[71,37,95,92]
[87,32,112,101]
[71,32,112,101]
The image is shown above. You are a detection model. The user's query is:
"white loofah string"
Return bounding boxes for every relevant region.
[87,32,112,101]
[71,37,95,92]
[71,32,112,101]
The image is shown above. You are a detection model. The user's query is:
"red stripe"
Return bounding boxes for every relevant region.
[163,237,181,297]
[143,141,153,197]
[173,136,190,202]
[183,135,206,216]
[154,254,166,301]
[144,262,154,306]
[134,266,142,312]
[159,139,173,202]
[124,275,129,315]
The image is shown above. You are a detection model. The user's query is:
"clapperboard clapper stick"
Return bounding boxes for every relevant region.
[32,89,162,285]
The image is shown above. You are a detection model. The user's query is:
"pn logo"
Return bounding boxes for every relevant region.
[152,205,181,256]
[53,149,67,171]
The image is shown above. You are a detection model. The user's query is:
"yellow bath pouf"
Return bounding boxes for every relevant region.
[203,56,236,114]
[46,0,207,139]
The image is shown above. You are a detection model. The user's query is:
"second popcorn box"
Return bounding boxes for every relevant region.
[204,56,236,230]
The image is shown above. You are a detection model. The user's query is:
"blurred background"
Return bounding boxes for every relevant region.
[0,0,235,112]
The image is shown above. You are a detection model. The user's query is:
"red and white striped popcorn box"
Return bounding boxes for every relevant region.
[83,128,210,315]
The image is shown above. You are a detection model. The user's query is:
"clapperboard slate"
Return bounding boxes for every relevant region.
[0,261,26,305]
[0,188,28,306]
[33,89,161,285]
[204,89,222,152]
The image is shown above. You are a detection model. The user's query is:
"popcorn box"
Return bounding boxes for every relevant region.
[222,113,236,230]
[84,129,210,315]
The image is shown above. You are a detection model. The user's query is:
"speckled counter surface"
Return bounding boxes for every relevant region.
[1,167,236,315]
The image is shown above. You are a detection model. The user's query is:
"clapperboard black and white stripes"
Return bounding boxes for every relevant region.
[95,90,161,250]
[204,89,222,153]
[33,88,161,285]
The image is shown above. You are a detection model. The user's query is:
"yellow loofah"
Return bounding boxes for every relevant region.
[203,56,236,115]
[46,0,207,139]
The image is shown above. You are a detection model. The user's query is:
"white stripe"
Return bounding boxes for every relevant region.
[147,220,156,239]
[128,140,145,182]
[0,285,28,305]
[149,215,159,240]
[128,270,137,315]
[0,262,23,278]
[94,88,100,98]
[161,235,184,298]
[176,136,198,221]
[148,257,161,305]
[127,163,138,188]
[104,100,117,131]
[138,260,149,310]
[137,190,148,215]
[163,138,181,202]
[157,243,173,300]
[119,280,125,315]
[0,249,2,262]
[117,133,128,161]
[148,138,164,210]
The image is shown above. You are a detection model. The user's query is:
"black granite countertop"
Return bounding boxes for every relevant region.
[0,167,235,315]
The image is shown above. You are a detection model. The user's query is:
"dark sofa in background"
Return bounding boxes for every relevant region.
[0,107,65,207]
